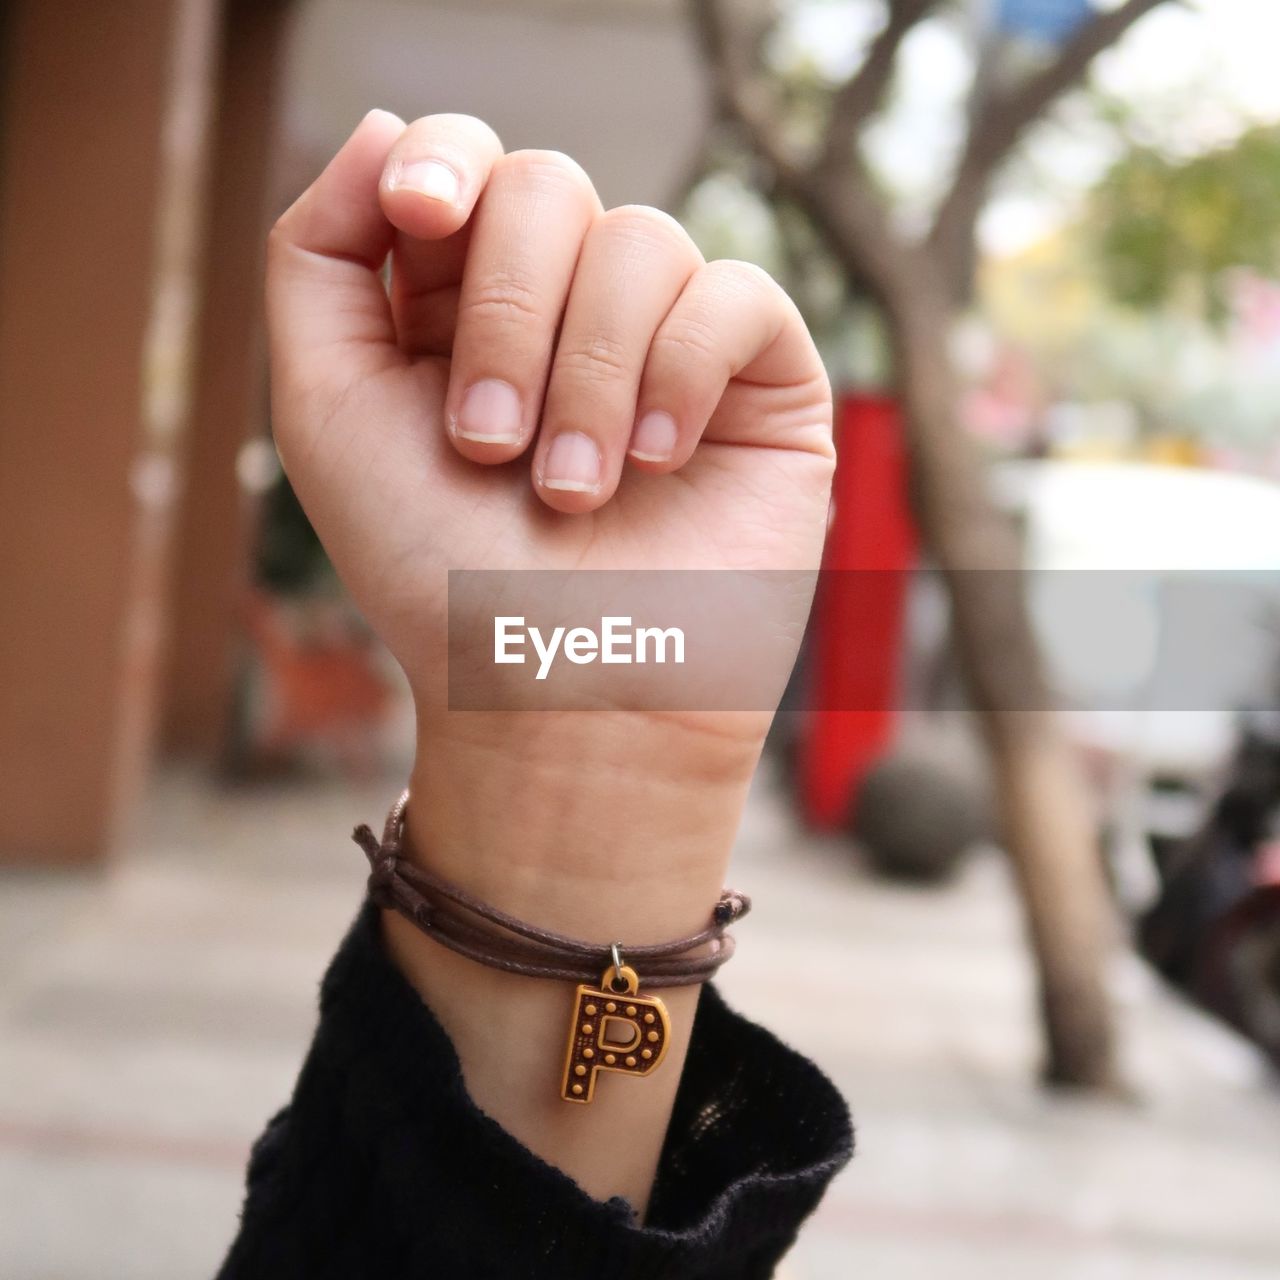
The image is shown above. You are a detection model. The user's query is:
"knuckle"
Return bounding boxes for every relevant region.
[460,274,548,329]
[706,257,779,301]
[556,330,633,384]
[402,113,503,161]
[264,217,313,284]
[499,148,594,199]
[266,217,297,266]
[599,204,692,254]
[265,221,288,269]
[652,312,722,367]
[414,111,496,140]
[809,362,834,405]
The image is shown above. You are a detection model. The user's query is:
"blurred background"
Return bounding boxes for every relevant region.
[3,0,1280,1276]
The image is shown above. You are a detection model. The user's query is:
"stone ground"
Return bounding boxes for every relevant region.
[1,763,1278,1279]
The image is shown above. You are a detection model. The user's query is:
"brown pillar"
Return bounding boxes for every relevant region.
[0,0,218,863]
[162,0,293,760]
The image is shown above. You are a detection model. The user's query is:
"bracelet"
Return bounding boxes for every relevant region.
[353,790,750,1104]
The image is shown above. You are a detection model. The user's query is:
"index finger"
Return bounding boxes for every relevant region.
[377,115,506,352]
[378,113,505,242]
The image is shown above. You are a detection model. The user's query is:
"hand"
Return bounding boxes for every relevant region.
[267,111,833,711]
[265,110,833,1210]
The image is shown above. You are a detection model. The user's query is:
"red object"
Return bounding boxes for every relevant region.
[798,394,917,829]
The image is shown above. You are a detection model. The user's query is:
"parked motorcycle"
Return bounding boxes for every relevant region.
[1139,713,1280,1070]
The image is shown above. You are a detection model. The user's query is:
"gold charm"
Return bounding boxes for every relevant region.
[561,959,670,1103]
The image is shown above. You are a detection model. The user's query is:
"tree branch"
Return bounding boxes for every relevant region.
[820,0,936,170]
[688,0,792,176]
[690,0,905,301]
[928,0,1171,295]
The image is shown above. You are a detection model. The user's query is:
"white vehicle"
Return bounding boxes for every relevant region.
[857,460,1280,904]
[997,460,1280,910]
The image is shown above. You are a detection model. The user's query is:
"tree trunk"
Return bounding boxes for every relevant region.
[689,0,1170,1094]
[781,165,1118,1087]
[886,272,1117,1088]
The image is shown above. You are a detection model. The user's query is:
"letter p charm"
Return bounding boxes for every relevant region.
[561,964,670,1103]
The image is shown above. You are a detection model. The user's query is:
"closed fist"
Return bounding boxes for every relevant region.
[266,110,833,710]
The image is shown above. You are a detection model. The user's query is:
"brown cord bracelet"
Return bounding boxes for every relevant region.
[353,790,751,1103]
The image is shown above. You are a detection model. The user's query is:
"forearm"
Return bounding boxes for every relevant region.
[219,893,852,1279]
[386,709,768,1213]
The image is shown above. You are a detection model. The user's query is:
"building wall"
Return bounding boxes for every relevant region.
[281,0,708,211]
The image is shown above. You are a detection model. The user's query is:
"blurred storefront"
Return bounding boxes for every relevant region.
[0,0,704,864]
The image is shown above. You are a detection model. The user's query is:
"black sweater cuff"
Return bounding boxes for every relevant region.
[218,902,852,1279]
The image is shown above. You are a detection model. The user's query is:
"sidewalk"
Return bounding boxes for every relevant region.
[1,764,1277,1278]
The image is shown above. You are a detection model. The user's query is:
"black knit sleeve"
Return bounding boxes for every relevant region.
[216,902,852,1280]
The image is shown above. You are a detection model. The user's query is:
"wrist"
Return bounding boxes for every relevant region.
[381,711,763,1211]
[404,708,766,939]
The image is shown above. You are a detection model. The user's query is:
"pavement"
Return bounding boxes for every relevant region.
[1,762,1278,1279]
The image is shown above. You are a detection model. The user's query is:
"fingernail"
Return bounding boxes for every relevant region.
[629,411,678,462]
[390,159,461,206]
[543,432,602,493]
[456,379,523,443]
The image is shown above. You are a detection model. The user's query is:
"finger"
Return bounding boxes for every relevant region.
[376,115,504,354]
[266,109,406,401]
[443,150,601,459]
[378,113,504,239]
[530,206,702,512]
[629,259,832,469]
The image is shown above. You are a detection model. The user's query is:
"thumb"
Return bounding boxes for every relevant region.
[266,109,406,402]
